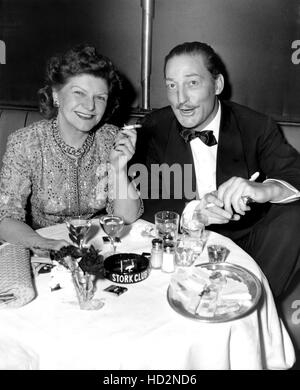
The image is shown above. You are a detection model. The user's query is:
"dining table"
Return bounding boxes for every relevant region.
[0,218,296,370]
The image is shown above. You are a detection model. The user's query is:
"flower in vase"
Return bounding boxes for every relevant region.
[50,245,104,275]
[50,245,105,310]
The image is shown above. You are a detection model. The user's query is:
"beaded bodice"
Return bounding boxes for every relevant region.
[52,118,95,158]
[0,119,118,229]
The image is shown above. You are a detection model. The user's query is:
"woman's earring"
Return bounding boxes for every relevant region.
[53,98,59,108]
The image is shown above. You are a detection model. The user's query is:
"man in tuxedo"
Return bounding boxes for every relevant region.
[133,41,300,298]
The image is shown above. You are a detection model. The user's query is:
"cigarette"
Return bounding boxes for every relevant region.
[249,171,259,182]
[121,124,142,130]
[206,172,260,209]
[242,171,260,204]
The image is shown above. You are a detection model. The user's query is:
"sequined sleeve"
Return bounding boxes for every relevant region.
[99,124,118,216]
[0,130,32,223]
[101,123,143,218]
[106,176,144,220]
[136,197,144,219]
[103,123,144,220]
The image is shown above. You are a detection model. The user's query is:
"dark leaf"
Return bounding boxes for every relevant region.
[78,246,104,275]
[50,245,82,262]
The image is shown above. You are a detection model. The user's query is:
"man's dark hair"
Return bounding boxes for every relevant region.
[164,41,225,79]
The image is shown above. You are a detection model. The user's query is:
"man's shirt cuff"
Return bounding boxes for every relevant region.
[264,179,300,203]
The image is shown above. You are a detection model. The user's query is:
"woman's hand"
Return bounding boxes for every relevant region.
[0,218,70,255]
[109,128,137,172]
[31,237,70,256]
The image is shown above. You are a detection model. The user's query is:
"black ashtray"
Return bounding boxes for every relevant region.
[104,253,151,284]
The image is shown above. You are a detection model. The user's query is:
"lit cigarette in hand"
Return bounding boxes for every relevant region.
[249,171,259,182]
[121,124,142,130]
[205,172,260,209]
[242,171,260,205]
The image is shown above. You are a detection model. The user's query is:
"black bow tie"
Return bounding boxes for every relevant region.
[180,128,217,146]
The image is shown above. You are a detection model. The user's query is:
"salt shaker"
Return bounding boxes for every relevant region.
[151,238,163,269]
[162,242,175,273]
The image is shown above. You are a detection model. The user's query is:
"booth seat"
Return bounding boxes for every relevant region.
[1,106,300,169]
[0,106,141,169]
[0,107,43,170]
[280,122,300,154]
[0,105,300,367]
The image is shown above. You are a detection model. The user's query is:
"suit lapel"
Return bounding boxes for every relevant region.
[216,102,248,186]
[160,103,248,197]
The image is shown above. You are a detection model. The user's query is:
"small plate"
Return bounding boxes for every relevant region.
[104,253,151,284]
[167,263,262,323]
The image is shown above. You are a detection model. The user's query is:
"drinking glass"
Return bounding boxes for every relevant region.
[178,211,209,262]
[175,236,196,267]
[180,210,208,238]
[99,215,124,254]
[155,211,179,241]
[207,245,229,263]
[66,216,92,249]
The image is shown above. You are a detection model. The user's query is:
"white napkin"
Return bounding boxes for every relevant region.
[181,200,202,224]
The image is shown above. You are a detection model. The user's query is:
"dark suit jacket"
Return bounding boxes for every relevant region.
[132,101,300,239]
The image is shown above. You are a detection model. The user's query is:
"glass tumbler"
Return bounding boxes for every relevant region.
[207,245,229,263]
[155,211,180,241]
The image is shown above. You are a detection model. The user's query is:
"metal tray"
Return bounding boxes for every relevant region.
[167,262,262,323]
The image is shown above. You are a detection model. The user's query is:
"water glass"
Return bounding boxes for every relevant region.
[180,210,208,238]
[175,233,207,267]
[175,237,196,267]
[155,211,179,241]
[207,245,229,263]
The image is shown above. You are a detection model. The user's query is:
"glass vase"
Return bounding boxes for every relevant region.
[71,269,104,310]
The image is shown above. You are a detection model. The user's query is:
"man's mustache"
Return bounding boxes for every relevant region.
[175,104,197,110]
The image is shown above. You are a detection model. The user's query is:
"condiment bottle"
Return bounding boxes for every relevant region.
[162,242,175,273]
[151,238,163,269]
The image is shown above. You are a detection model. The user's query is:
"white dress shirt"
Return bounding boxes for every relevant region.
[190,100,221,199]
[183,100,300,219]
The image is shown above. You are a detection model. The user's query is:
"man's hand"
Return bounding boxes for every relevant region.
[195,191,241,225]
[217,176,279,215]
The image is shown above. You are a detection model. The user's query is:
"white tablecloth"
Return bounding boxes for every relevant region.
[0,219,295,370]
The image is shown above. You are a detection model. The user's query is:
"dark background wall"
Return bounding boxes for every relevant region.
[0,0,299,122]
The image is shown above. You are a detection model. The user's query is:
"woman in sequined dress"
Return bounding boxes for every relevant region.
[0,44,142,251]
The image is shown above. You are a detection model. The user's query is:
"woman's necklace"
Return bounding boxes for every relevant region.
[52,118,95,158]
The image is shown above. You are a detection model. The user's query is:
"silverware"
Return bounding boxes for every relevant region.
[194,285,211,314]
